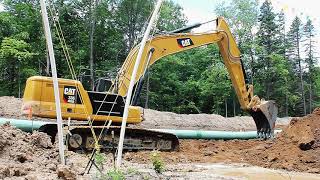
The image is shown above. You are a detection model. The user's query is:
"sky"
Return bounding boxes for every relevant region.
[173,0,320,30]
[173,0,320,62]
[0,0,319,55]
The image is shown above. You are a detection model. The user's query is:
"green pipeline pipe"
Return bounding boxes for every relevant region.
[151,129,282,139]
[0,118,50,132]
[0,118,281,139]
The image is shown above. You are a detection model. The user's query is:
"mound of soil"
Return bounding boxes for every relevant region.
[133,109,258,131]
[247,107,320,173]
[126,108,320,173]
[0,96,23,119]
[0,96,290,131]
[0,123,79,179]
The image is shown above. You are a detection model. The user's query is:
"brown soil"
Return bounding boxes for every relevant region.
[0,96,23,119]
[125,108,320,174]
[0,123,81,180]
[1,96,318,176]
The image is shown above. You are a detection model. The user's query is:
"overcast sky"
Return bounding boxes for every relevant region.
[1,0,318,30]
[173,0,319,29]
[0,0,319,56]
[173,0,320,61]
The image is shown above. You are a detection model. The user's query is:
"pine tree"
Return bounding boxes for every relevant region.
[272,10,293,117]
[276,11,286,56]
[287,16,306,115]
[303,17,317,113]
[256,0,278,99]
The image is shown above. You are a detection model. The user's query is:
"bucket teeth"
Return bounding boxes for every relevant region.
[250,100,278,139]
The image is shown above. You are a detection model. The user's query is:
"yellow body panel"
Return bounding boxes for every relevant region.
[22,76,142,123]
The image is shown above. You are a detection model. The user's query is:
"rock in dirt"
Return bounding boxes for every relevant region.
[57,165,77,180]
[0,165,10,179]
[30,131,53,149]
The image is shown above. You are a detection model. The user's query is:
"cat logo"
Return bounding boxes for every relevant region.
[64,87,76,96]
[177,38,194,48]
[63,86,77,104]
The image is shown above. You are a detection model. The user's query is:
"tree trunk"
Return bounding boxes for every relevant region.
[144,71,150,109]
[297,32,306,115]
[89,0,98,90]
[233,98,236,117]
[46,50,50,75]
[225,98,228,118]
[309,84,312,113]
[285,78,288,117]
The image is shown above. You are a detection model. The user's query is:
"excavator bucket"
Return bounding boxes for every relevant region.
[249,100,278,139]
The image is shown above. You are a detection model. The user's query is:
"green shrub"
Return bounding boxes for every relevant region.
[107,169,125,180]
[94,152,105,168]
[151,151,165,173]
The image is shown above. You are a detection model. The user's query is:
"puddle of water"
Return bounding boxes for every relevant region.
[188,163,320,180]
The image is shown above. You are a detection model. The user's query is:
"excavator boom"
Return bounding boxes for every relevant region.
[22,17,277,153]
[115,17,278,137]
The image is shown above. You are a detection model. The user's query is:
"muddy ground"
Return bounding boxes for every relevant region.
[0,96,319,179]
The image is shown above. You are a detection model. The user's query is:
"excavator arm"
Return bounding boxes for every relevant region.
[115,17,278,138]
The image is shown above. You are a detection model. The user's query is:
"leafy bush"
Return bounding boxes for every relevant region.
[107,169,125,180]
[151,151,165,173]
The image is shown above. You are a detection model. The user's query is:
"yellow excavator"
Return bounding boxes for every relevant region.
[22,17,277,151]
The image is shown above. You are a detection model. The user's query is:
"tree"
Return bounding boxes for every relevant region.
[89,0,99,90]
[275,10,290,116]
[215,0,259,71]
[0,38,35,96]
[303,17,317,113]
[255,0,278,99]
[214,0,259,115]
[287,16,306,115]
[157,0,187,32]
[114,0,154,53]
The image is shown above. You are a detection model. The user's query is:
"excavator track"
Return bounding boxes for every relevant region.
[65,126,179,152]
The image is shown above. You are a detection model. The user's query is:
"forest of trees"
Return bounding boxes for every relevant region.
[0,0,319,117]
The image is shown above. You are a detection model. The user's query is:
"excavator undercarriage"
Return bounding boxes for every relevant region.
[67,126,179,152]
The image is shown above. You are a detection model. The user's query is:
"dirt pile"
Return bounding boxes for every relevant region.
[0,96,290,131]
[0,123,79,180]
[132,109,258,131]
[0,96,23,119]
[132,109,291,131]
[126,108,320,173]
[247,107,320,173]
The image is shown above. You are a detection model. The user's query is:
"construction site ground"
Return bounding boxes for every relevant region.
[0,96,319,179]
